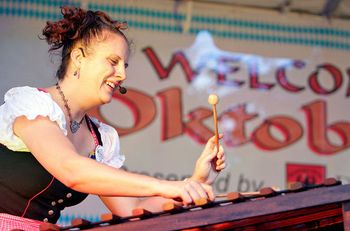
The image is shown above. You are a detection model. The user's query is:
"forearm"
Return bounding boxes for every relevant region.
[102,196,177,217]
[62,156,165,197]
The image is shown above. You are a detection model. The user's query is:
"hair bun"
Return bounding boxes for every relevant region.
[42,6,128,52]
[42,6,87,50]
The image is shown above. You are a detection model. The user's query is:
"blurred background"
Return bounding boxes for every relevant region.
[1,0,349,225]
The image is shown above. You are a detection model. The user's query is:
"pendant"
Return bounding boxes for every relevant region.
[95,145,104,161]
[70,120,81,133]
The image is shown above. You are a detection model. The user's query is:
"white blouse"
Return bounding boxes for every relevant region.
[0,86,125,168]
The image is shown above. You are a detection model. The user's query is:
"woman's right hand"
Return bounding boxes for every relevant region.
[159,178,214,205]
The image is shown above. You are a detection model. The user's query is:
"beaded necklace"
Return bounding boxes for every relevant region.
[55,83,85,133]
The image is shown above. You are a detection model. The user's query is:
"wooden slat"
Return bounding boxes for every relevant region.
[132,208,153,218]
[100,213,120,222]
[194,198,208,206]
[162,202,184,212]
[71,218,91,226]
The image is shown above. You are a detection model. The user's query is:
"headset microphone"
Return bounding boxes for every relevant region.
[118,85,127,94]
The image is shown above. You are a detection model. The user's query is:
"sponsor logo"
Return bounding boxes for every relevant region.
[286,163,326,188]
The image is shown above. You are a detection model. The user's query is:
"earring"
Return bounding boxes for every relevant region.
[73,69,80,78]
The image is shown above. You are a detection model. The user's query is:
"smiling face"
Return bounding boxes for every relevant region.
[78,30,129,105]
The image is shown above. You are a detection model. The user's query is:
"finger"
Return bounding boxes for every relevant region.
[217,155,225,164]
[217,151,225,162]
[202,150,218,163]
[202,184,215,201]
[205,136,217,151]
[185,182,202,201]
[189,181,209,199]
[216,146,224,158]
[181,190,192,206]
[207,133,223,147]
[215,152,224,162]
[215,163,226,171]
[216,154,226,170]
[216,162,226,171]
[203,134,223,156]
[212,145,224,160]
[200,143,219,159]
[211,133,223,144]
[216,157,224,166]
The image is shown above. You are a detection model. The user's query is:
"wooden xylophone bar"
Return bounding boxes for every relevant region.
[216,177,342,201]
[56,182,350,231]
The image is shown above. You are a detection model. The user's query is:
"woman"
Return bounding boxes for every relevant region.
[0,6,225,230]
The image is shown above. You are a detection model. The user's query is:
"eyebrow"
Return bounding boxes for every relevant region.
[110,55,129,68]
[110,54,122,60]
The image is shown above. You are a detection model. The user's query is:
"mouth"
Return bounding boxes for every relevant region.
[105,81,119,91]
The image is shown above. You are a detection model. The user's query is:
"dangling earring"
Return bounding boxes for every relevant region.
[73,69,80,79]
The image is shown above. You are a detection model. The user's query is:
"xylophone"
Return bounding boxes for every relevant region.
[41,178,350,231]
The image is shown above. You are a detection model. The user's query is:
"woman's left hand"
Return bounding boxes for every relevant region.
[191,134,225,185]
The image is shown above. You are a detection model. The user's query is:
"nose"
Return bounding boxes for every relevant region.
[115,62,127,81]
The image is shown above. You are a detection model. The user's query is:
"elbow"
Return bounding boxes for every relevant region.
[55,158,85,190]
[60,175,79,189]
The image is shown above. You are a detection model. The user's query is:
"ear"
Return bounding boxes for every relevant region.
[70,47,84,68]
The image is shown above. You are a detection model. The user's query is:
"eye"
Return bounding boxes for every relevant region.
[109,59,119,66]
[124,63,129,69]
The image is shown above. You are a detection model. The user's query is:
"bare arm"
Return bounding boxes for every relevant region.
[100,195,176,217]
[100,178,206,217]
[13,116,214,203]
[100,134,226,217]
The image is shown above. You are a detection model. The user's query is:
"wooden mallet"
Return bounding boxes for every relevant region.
[208,94,220,170]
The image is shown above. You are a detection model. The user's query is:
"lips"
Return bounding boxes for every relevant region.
[106,81,116,89]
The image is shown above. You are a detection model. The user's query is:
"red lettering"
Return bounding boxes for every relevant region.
[252,116,303,151]
[157,87,184,140]
[309,64,343,95]
[216,57,244,87]
[142,47,195,82]
[221,104,258,147]
[276,60,305,93]
[302,100,350,155]
[185,108,213,144]
[89,89,156,136]
[249,58,275,90]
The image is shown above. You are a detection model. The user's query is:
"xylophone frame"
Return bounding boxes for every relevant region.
[60,183,350,231]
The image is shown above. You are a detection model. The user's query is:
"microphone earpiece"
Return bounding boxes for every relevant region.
[119,85,127,94]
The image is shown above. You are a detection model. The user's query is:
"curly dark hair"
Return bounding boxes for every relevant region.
[41,6,129,80]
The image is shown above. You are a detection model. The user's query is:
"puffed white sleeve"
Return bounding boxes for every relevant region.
[90,117,125,169]
[0,86,67,152]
